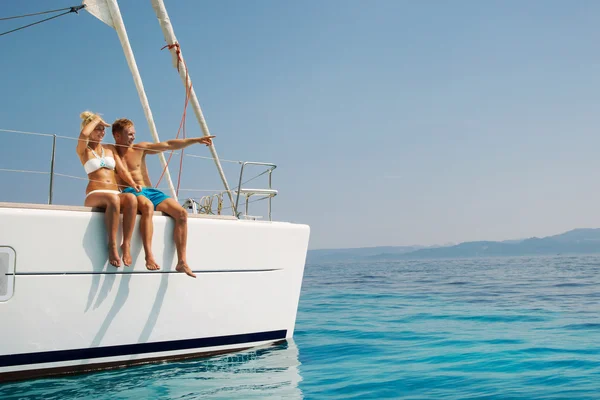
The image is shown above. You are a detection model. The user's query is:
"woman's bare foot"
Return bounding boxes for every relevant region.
[176,260,196,278]
[109,244,121,267]
[121,243,132,266]
[146,256,161,271]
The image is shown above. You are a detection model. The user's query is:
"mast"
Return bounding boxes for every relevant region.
[83,0,178,200]
[150,0,236,215]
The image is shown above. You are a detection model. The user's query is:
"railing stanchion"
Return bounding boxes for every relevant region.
[268,169,273,221]
[48,134,57,205]
[234,162,246,218]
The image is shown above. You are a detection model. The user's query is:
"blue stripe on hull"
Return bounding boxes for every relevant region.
[0,330,287,367]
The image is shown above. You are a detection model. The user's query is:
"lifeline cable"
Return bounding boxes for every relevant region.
[0,5,85,37]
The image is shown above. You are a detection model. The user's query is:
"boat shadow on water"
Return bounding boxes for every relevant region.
[0,340,303,399]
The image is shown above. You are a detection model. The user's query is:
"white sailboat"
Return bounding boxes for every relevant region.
[0,0,310,382]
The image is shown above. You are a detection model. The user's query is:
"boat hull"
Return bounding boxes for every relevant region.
[0,203,309,382]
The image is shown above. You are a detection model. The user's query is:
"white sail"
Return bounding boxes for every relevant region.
[82,0,114,28]
[82,0,177,200]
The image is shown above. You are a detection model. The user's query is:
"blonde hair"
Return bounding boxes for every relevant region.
[80,110,101,130]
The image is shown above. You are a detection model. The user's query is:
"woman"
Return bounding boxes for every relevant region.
[76,111,141,267]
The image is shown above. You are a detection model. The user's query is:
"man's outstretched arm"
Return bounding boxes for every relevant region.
[140,136,215,154]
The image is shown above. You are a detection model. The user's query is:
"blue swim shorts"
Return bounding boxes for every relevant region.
[122,187,170,209]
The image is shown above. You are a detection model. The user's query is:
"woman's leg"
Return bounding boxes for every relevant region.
[119,193,138,266]
[85,192,121,267]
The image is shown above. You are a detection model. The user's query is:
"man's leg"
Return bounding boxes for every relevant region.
[156,198,195,278]
[137,196,160,271]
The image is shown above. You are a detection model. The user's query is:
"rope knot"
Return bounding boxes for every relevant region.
[161,42,182,71]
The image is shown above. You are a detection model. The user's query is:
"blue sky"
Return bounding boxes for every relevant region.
[1,0,600,249]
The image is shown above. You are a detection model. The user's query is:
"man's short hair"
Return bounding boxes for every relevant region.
[112,118,134,136]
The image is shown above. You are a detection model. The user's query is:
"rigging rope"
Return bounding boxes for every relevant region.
[0,5,85,37]
[155,42,193,197]
[0,6,80,21]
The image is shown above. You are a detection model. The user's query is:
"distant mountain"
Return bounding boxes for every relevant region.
[307,228,600,262]
[306,246,425,263]
[373,228,600,259]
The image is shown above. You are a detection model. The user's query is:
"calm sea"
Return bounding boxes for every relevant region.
[2,255,599,399]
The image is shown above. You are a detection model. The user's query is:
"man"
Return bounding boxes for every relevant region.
[110,118,214,278]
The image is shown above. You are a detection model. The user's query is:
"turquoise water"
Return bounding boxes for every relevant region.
[2,255,600,399]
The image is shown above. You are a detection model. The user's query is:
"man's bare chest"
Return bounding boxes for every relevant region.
[123,151,144,171]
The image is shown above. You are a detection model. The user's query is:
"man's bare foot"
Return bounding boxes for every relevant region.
[109,245,121,267]
[121,243,132,266]
[176,261,196,278]
[146,257,161,271]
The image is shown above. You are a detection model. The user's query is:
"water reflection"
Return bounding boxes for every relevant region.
[0,340,303,400]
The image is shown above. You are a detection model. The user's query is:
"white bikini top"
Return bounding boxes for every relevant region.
[84,146,116,175]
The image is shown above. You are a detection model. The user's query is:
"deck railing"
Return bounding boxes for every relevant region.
[1,129,279,221]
